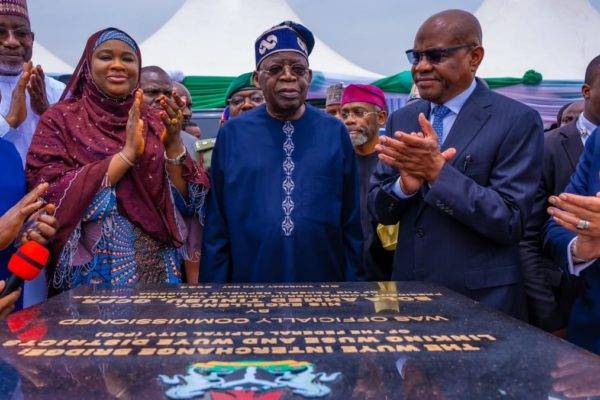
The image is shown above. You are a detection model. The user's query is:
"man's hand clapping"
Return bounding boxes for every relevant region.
[549,192,600,260]
[27,64,50,116]
[2,62,52,128]
[3,61,32,128]
[375,113,457,195]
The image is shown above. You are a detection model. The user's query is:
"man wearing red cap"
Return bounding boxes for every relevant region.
[340,84,392,280]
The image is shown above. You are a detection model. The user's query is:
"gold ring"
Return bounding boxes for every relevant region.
[170,118,179,126]
[176,109,183,118]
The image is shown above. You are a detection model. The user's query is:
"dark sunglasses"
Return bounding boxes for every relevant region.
[260,64,309,77]
[405,44,474,65]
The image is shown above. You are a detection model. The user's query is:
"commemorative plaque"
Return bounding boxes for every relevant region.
[1,282,599,399]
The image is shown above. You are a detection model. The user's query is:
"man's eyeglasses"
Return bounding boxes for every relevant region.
[340,109,378,120]
[0,27,33,42]
[260,64,309,77]
[405,44,474,66]
[229,94,265,107]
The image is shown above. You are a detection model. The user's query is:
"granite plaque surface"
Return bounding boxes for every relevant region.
[1,282,599,399]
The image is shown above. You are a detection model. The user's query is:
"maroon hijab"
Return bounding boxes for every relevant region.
[26,28,209,255]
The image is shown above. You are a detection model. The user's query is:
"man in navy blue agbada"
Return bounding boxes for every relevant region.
[201,21,363,282]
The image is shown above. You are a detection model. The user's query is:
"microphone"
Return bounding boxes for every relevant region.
[0,241,49,297]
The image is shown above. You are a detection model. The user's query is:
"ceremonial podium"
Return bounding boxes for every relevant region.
[1,282,599,399]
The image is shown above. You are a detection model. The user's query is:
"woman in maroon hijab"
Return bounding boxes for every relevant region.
[25,28,209,293]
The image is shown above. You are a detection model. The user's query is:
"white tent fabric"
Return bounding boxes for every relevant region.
[32,42,72,74]
[475,0,600,80]
[23,0,600,79]
[139,0,381,78]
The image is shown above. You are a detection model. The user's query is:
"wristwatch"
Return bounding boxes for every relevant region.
[164,148,187,166]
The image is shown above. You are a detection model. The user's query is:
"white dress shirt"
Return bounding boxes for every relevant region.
[576,112,597,145]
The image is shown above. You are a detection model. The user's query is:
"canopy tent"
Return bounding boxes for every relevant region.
[371,70,544,93]
[474,0,600,80]
[184,69,547,110]
[28,0,600,79]
[308,70,576,127]
[31,42,72,74]
[140,0,381,78]
[23,0,600,123]
[183,71,376,109]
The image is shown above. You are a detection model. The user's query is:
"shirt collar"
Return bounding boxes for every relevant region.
[577,112,598,135]
[430,79,477,115]
[0,73,21,83]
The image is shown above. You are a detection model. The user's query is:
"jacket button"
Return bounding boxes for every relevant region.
[416,228,424,238]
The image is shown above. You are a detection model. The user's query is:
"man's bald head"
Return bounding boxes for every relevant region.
[140,65,173,108]
[173,81,190,99]
[410,9,484,104]
[416,9,482,47]
[141,65,171,81]
[561,100,584,126]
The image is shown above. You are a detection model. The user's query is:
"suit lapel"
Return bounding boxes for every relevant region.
[408,101,430,133]
[441,80,492,166]
[415,81,491,221]
[560,122,583,169]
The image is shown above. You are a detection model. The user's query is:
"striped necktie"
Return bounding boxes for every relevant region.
[432,105,451,146]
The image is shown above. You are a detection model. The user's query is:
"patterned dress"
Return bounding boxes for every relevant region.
[53,183,205,290]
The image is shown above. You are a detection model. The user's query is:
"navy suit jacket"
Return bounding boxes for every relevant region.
[543,127,600,354]
[369,80,543,318]
[519,121,583,331]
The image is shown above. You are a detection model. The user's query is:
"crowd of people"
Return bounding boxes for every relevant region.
[0,0,599,360]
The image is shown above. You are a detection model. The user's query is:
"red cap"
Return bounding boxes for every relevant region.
[341,84,387,110]
[7,241,49,281]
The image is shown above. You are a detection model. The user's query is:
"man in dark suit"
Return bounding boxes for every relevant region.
[369,9,543,318]
[520,58,600,333]
[544,56,600,354]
